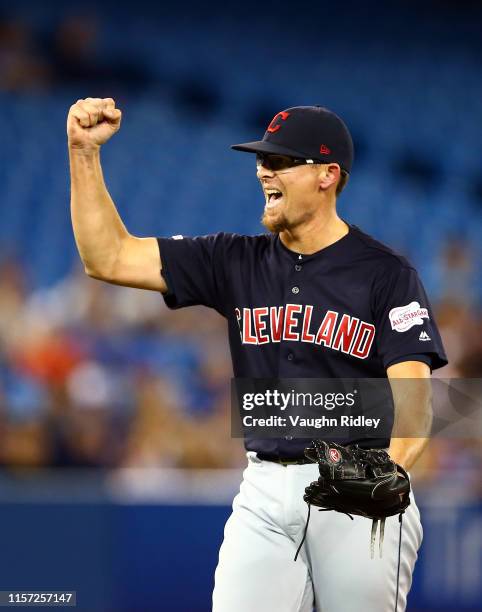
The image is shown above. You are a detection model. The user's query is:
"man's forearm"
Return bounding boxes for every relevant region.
[388,381,432,469]
[386,362,433,470]
[69,147,128,278]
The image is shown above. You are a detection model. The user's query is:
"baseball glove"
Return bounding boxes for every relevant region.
[295,440,411,560]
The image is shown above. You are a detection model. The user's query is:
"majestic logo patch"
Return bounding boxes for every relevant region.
[389,301,429,332]
[419,331,431,341]
[328,448,341,463]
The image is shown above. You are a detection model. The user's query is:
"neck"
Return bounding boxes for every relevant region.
[279,207,349,255]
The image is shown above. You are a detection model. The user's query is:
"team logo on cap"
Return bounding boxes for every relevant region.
[319,144,331,155]
[328,448,341,463]
[267,111,290,133]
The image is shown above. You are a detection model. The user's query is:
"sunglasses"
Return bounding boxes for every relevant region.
[256,153,318,171]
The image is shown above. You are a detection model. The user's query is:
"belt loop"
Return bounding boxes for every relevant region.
[247,451,262,464]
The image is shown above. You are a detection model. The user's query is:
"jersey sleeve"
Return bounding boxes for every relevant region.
[372,263,448,371]
[157,233,229,316]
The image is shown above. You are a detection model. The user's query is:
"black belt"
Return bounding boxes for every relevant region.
[256,453,312,466]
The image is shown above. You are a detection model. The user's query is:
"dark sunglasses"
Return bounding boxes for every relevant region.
[256,153,318,171]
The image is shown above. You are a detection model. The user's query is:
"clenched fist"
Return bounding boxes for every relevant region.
[67,97,122,150]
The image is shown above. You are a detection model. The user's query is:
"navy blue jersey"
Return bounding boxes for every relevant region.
[157,225,447,457]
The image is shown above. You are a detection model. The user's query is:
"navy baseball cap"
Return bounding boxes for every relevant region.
[231,106,354,173]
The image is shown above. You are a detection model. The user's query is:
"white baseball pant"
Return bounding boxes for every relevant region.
[212,452,422,612]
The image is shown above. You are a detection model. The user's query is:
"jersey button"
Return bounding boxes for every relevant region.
[295,264,302,271]
[287,353,294,361]
[292,286,300,294]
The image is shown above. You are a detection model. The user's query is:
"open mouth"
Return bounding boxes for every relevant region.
[265,189,283,208]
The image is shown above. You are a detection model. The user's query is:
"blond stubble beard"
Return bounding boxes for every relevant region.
[261,208,314,234]
[261,211,289,233]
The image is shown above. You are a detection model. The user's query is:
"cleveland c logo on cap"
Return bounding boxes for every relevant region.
[267,111,290,133]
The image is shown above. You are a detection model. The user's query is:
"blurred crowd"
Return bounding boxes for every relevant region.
[0,12,150,94]
[0,257,245,470]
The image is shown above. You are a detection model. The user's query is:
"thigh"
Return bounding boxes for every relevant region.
[304,494,422,612]
[213,464,314,612]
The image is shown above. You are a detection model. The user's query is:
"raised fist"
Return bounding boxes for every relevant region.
[67,97,122,150]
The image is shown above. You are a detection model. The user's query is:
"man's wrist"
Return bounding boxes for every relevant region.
[68,143,101,157]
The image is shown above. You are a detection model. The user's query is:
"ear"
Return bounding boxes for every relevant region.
[317,164,340,191]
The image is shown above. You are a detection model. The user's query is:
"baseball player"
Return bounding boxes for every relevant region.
[68,100,447,612]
